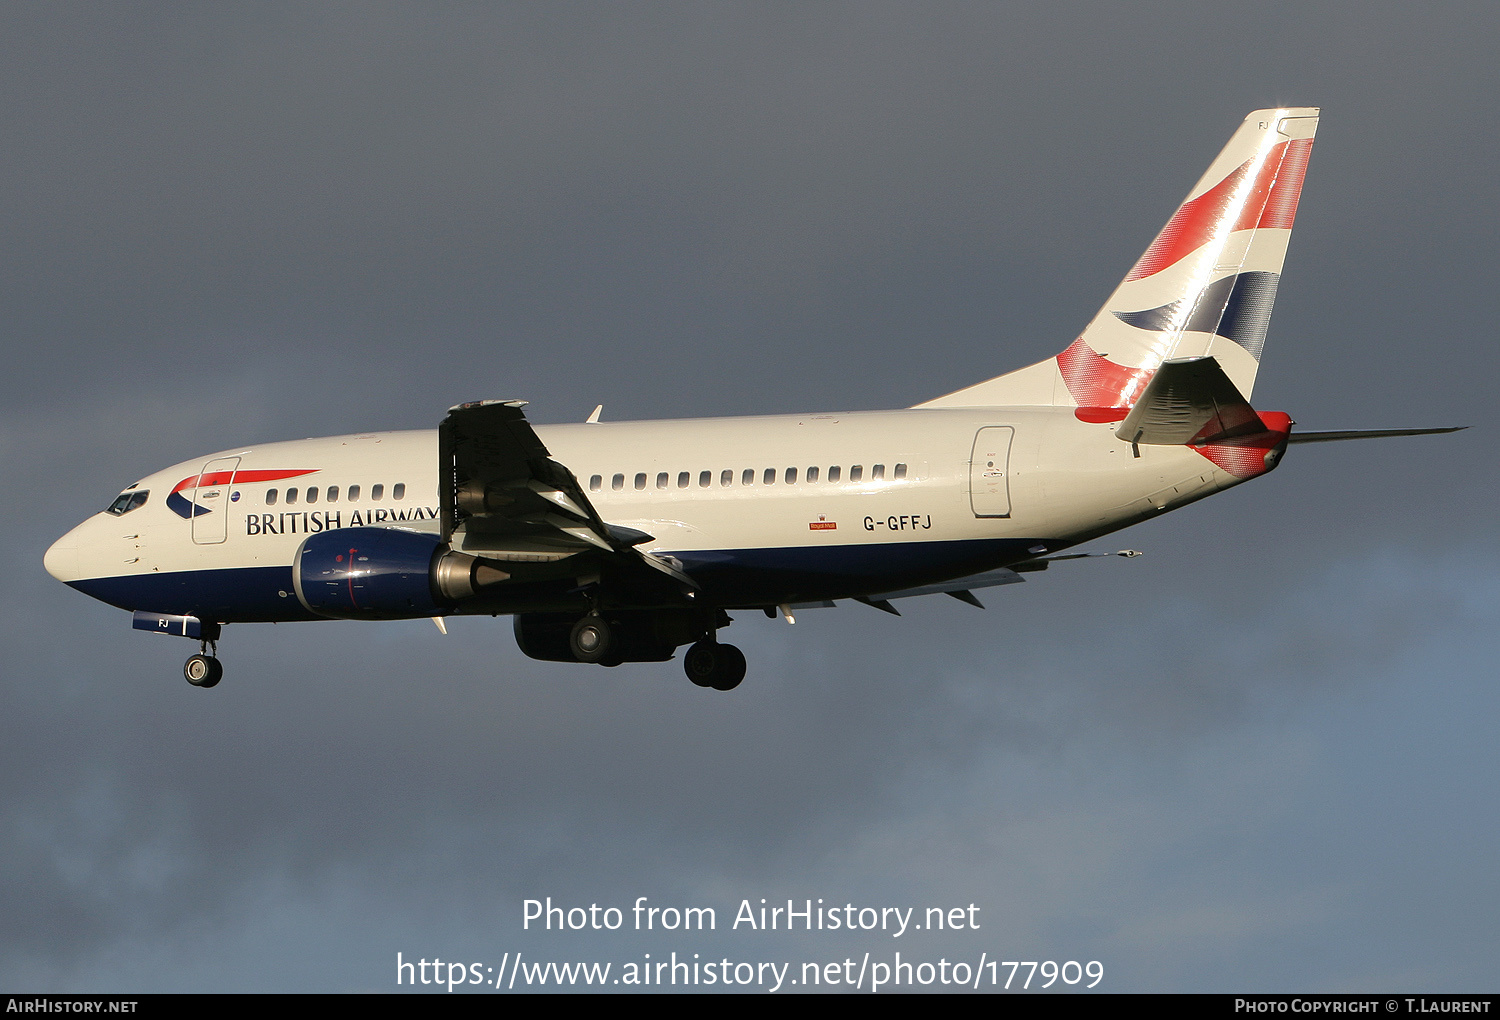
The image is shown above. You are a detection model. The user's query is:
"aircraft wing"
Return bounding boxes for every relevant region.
[870,567,1026,602]
[439,400,695,590]
[848,550,1141,614]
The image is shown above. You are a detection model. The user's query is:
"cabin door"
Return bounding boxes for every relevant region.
[190,456,241,545]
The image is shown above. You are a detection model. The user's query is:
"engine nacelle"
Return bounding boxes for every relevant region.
[513,610,695,663]
[295,529,514,619]
[294,527,505,620]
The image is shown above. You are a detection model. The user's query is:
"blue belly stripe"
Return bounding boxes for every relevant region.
[70,536,1054,622]
[69,566,317,623]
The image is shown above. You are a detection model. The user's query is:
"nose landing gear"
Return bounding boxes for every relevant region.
[183,623,223,688]
[183,652,222,688]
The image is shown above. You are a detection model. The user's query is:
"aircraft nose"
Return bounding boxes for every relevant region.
[44,532,81,583]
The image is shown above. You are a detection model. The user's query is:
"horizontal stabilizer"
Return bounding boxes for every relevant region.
[1287,427,1466,444]
[1115,356,1262,446]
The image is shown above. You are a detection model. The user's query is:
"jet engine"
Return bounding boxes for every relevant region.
[513,610,695,664]
[293,527,508,619]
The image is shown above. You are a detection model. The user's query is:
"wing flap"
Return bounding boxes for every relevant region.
[439,400,696,598]
[441,400,616,551]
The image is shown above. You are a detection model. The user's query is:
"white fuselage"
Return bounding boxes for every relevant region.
[45,406,1248,622]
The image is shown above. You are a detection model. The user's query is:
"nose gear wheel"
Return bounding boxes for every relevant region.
[183,653,222,688]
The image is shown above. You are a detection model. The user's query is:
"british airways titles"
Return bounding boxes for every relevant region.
[244,506,440,536]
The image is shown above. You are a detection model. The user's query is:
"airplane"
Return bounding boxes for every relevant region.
[43,107,1461,692]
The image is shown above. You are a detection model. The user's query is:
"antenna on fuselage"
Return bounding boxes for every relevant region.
[586,405,603,424]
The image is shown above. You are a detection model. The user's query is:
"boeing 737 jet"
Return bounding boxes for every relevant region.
[43,107,1458,691]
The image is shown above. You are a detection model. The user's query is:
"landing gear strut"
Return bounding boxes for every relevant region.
[683,640,746,691]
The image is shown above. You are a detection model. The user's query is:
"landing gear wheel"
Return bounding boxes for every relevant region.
[569,613,612,663]
[683,641,746,691]
[711,644,746,691]
[684,641,718,687]
[184,654,222,688]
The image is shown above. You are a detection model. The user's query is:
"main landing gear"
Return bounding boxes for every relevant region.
[527,607,749,689]
[569,612,613,664]
[683,640,746,692]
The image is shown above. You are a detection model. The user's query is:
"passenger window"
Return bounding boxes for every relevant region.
[678,472,690,489]
[699,470,711,488]
[806,466,819,483]
[785,467,797,484]
[326,485,339,503]
[850,466,862,482]
[286,488,299,505]
[828,466,841,482]
[634,472,647,490]
[764,467,776,485]
[306,486,319,504]
[348,484,361,501]
[266,489,278,506]
[589,475,602,491]
[873,464,885,480]
[393,483,406,499]
[894,463,907,480]
[657,472,669,489]
[611,474,625,491]
[742,468,755,486]
[721,469,733,486]
[371,484,384,501]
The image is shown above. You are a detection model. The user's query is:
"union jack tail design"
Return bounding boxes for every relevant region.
[918,107,1318,411]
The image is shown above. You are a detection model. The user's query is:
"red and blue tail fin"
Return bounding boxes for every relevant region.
[918,107,1318,410]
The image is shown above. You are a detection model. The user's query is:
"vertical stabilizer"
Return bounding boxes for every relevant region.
[918,108,1317,410]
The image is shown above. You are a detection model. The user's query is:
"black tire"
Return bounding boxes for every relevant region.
[569,614,612,663]
[710,644,746,692]
[682,640,746,691]
[184,654,222,688]
[683,640,719,687]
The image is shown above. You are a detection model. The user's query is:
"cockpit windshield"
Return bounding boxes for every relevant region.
[105,490,149,516]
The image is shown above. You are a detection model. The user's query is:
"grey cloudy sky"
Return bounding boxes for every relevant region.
[3,2,1496,992]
